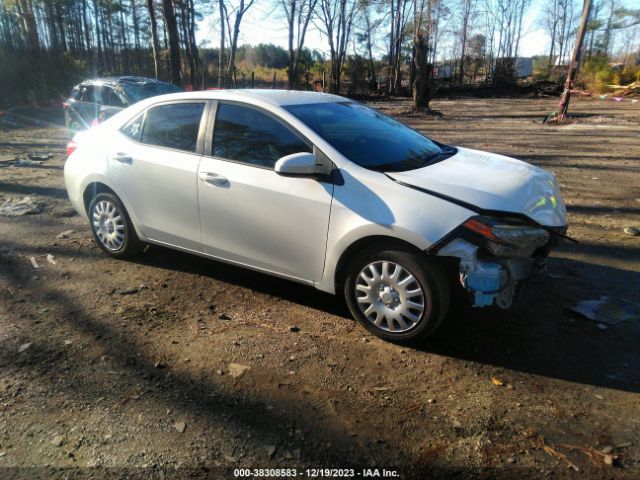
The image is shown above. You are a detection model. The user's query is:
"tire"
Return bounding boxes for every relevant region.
[88,193,144,259]
[66,116,83,138]
[344,247,451,344]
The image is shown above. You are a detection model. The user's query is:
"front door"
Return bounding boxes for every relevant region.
[109,101,207,251]
[197,102,333,282]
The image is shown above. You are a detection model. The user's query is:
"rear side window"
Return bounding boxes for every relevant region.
[139,103,205,152]
[212,103,310,168]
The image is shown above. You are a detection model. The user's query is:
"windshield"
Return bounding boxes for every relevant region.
[123,82,183,102]
[284,102,454,171]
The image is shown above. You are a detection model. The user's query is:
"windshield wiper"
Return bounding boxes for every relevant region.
[373,147,458,172]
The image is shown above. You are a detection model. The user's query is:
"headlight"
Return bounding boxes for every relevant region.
[462,216,549,257]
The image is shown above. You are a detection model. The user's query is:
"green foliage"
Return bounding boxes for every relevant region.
[614,65,640,85]
[0,50,88,107]
[578,55,615,92]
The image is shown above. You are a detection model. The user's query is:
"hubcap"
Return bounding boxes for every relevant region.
[355,261,425,333]
[92,200,125,251]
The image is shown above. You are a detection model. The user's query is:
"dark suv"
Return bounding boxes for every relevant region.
[63,76,182,134]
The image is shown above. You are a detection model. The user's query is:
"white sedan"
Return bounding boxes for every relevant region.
[64,90,568,343]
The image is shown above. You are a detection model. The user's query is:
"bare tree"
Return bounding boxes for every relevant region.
[219,0,256,87]
[317,0,358,92]
[412,0,432,109]
[457,0,474,82]
[146,0,161,78]
[278,0,318,89]
[162,0,182,85]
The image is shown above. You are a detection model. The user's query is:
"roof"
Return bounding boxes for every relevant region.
[85,76,172,86]
[154,89,348,107]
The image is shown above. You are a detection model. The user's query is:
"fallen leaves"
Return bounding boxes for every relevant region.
[537,436,629,470]
[490,376,504,386]
[228,363,250,379]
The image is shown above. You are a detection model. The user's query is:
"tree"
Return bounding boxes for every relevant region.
[218,0,256,87]
[147,0,162,78]
[162,0,183,85]
[457,0,474,82]
[278,0,318,89]
[317,0,358,92]
[412,0,432,109]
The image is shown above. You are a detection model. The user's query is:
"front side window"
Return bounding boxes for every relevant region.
[212,103,310,168]
[103,87,127,108]
[139,103,205,152]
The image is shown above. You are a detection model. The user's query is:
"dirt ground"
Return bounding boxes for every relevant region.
[0,97,639,480]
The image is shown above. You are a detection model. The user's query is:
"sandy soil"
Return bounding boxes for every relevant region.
[0,97,639,479]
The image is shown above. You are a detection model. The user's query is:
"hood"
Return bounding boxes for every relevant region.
[386,147,567,226]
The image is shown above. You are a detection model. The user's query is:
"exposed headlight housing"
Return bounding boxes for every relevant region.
[462,216,550,257]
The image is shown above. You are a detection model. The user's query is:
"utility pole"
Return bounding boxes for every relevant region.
[555,0,591,121]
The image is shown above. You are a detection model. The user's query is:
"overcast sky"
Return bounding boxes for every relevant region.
[196,0,638,59]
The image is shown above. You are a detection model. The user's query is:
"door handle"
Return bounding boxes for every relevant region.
[199,171,229,187]
[113,152,132,164]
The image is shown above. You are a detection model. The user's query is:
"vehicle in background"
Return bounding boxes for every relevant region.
[63,76,182,135]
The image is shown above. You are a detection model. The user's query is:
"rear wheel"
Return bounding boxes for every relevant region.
[344,248,450,344]
[66,116,83,137]
[88,193,144,258]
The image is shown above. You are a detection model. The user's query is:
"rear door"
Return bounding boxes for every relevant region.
[197,101,333,281]
[77,84,102,127]
[109,100,208,251]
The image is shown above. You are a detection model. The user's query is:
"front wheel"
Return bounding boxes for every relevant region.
[88,193,144,258]
[344,248,450,344]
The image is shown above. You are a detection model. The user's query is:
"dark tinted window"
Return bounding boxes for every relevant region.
[140,103,205,152]
[103,87,127,107]
[80,85,101,103]
[123,82,183,102]
[121,113,145,141]
[284,102,451,171]
[212,103,310,168]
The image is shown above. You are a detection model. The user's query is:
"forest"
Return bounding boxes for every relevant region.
[0,0,639,107]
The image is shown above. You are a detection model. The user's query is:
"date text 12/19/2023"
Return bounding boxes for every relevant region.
[233,468,401,478]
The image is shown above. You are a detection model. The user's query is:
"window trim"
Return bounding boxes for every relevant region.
[118,99,211,155]
[205,100,314,170]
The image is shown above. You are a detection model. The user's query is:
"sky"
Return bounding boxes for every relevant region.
[196,0,637,60]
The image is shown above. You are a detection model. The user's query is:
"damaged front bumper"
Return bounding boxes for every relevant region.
[431,216,568,309]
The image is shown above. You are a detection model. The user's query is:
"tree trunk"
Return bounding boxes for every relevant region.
[162,0,182,86]
[556,0,591,120]
[218,0,226,87]
[147,0,161,78]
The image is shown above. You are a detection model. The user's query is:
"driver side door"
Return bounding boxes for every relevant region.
[197,101,334,282]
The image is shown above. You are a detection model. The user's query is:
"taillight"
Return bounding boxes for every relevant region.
[66,140,78,156]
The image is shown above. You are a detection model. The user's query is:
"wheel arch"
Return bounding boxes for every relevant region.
[82,182,117,215]
[333,235,426,294]
[82,181,145,241]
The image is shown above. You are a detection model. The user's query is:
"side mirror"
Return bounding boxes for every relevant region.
[274,152,318,177]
